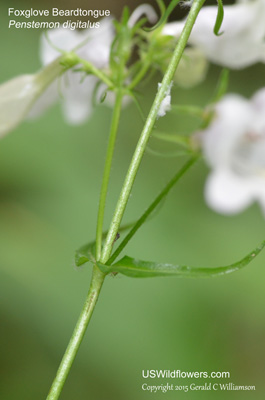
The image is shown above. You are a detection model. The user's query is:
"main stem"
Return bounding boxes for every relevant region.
[100,0,206,264]
[46,266,105,400]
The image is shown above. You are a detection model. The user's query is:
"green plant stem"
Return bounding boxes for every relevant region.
[95,90,123,260]
[79,58,114,88]
[108,156,199,264]
[100,0,206,264]
[46,266,105,400]
[128,58,152,90]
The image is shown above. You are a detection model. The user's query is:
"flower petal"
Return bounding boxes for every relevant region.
[37,19,115,123]
[61,74,98,124]
[252,87,265,113]
[79,18,114,68]
[205,169,254,214]
[201,95,253,168]
[40,28,84,65]
[41,18,114,68]
[162,21,184,38]
[27,81,59,119]
[190,0,265,68]
[0,75,37,137]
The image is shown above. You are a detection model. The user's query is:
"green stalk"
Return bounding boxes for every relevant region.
[100,0,206,264]
[95,90,123,260]
[128,58,152,90]
[46,266,105,400]
[79,58,114,88]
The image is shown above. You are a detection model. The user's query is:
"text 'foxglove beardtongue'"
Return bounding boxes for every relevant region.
[0,58,63,138]
[163,0,265,69]
[200,88,265,216]
[29,17,115,125]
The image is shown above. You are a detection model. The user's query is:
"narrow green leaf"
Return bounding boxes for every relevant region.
[126,90,146,123]
[152,132,190,148]
[171,104,205,119]
[100,240,265,278]
[144,0,181,32]
[212,68,229,102]
[108,158,198,264]
[146,147,191,158]
[214,0,224,36]
[121,6,130,25]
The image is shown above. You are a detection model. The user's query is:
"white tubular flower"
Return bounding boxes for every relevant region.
[200,88,265,216]
[0,59,63,138]
[30,5,157,125]
[29,17,115,125]
[163,0,265,69]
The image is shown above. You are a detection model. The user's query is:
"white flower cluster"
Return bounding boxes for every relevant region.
[163,0,265,69]
[30,17,114,125]
[201,89,265,216]
[0,18,114,137]
[162,0,265,216]
[0,5,158,137]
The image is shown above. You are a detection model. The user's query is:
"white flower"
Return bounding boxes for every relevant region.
[163,0,265,69]
[0,58,63,138]
[0,5,158,136]
[29,17,115,125]
[30,5,157,125]
[200,88,265,216]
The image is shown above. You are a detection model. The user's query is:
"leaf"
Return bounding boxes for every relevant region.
[212,68,229,103]
[75,222,140,267]
[152,132,190,148]
[121,6,130,25]
[214,0,224,36]
[170,104,205,119]
[98,240,265,278]
[126,90,146,122]
[108,158,198,264]
[75,240,96,267]
[144,0,181,32]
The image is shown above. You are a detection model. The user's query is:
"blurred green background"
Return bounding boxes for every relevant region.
[1,0,264,399]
